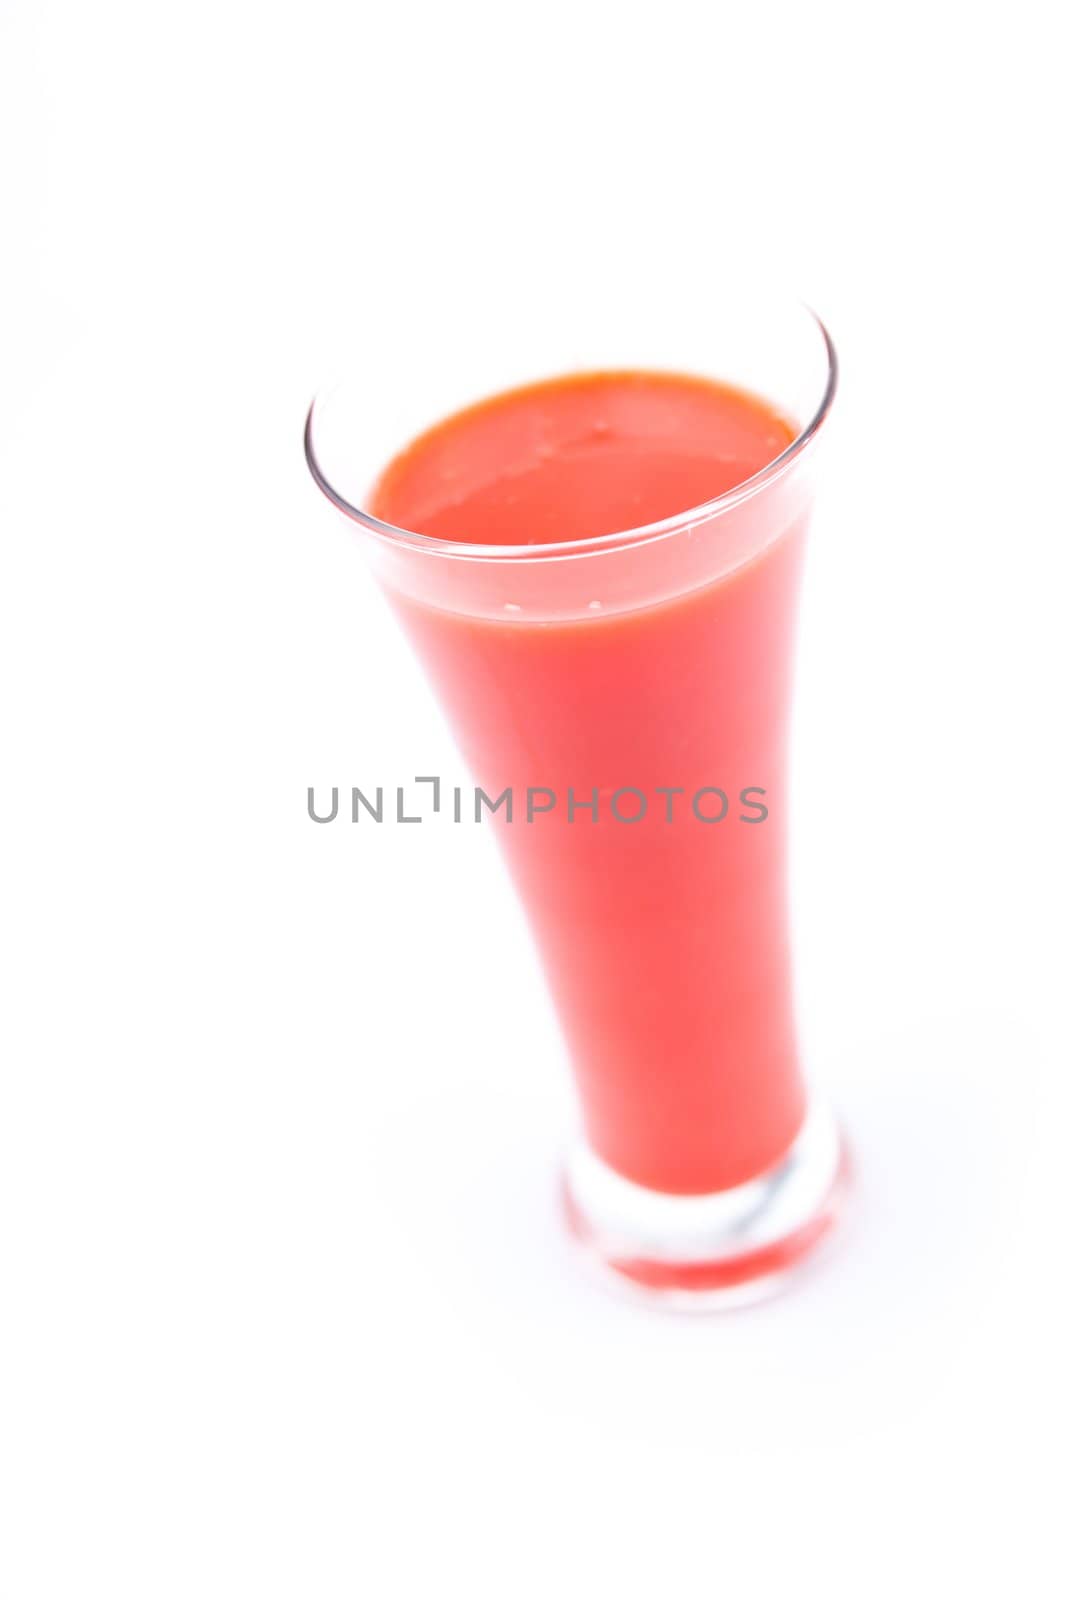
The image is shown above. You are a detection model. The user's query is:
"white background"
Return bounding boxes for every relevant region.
[2,2,1065,1595]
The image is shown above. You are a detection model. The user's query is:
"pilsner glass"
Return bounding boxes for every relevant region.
[305,284,847,1307]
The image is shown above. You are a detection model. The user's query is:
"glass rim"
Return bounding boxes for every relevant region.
[303,306,837,563]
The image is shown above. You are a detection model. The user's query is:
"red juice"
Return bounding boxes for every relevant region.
[370,371,806,1196]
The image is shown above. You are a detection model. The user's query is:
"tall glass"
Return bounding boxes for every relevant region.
[305,286,847,1306]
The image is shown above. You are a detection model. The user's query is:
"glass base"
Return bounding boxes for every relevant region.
[562,1104,849,1309]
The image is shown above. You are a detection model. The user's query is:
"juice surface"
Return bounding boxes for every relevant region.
[371,369,792,546]
[369,371,807,1195]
